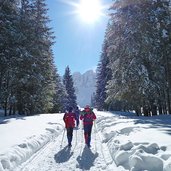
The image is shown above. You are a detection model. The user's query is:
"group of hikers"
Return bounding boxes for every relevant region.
[63,105,96,148]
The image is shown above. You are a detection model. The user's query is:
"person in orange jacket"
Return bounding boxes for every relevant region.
[63,107,76,147]
[80,105,96,147]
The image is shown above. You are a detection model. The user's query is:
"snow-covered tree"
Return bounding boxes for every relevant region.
[91,92,96,107]
[63,66,77,111]
[0,0,62,116]
[0,0,20,116]
[95,28,112,111]
[105,0,171,115]
[155,0,171,114]
[51,66,67,113]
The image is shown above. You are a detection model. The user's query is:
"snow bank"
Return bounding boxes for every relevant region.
[1,111,171,171]
[96,111,171,171]
[0,114,64,171]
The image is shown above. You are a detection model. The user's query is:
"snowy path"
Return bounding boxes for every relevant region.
[2,112,171,171]
[16,124,118,171]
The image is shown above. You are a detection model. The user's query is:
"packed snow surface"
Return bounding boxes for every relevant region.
[0,110,171,171]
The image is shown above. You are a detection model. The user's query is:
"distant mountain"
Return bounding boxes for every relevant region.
[73,70,96,107]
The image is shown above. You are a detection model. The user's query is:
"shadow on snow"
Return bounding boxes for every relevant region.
[76,146,98,170]
[0,115,27,125]
[0,120,9,124]
[54,146,73,163]
[134,117,171,135]
[110,111,171,136]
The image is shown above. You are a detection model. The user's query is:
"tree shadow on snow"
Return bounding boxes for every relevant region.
[110,111,171,136]
[0,120,9,124]
[134,116,171,135]
[76,146,98,170]
[0,115,25,125]
[54,146,73,163]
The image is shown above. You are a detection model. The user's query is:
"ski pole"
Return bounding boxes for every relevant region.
[73,122,78,150]
[75,126,78,148]
[79,121,84,156]
[94,120,97,152]
[60,127,66,148]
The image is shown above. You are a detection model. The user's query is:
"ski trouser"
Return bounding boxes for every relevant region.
[76,118,79,127]
[83,124,93,146]
[66,127,73,145]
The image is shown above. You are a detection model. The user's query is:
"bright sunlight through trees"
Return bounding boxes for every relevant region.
[76,0,104,23]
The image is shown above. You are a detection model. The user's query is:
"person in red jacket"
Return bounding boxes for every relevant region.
[63,107,76,147]
[80,105,96,147]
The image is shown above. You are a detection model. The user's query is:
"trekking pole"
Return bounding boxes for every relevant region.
[79,121,84,156]
[73,122,78,150]
[60,127,66,148]
[94,120,97,152]
[75,126,78,148]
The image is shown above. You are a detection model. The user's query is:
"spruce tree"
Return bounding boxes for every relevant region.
[51,66,67,113]
[105,0,171,115]
[0,0,20,116]
[0,0,62,115]
[20,0,56,114]
[96,29,112,111]
[63,66,77,111]
[155,0,171,114]
[14,0,37,115]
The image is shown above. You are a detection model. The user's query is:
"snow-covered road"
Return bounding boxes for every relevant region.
[1,111,171,171]
[17,123,118,171]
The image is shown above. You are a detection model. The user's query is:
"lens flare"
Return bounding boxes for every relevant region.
[76,0,104,23]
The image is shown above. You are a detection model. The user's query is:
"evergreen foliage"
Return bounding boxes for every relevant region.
[51,66,67,113]
[103,0,171,115]
[63,66,77,111]
[0,0,63,115]
[0,0,20,116]
[95,29,112,111]
[91,92,96,107]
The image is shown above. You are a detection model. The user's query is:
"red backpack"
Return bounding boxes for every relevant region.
[64,112,76,128]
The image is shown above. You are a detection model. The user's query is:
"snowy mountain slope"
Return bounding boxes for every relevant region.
[73,70,96,107]
[0,111,171,171]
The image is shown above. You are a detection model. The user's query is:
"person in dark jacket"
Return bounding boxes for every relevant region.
[80,105,96,147]
[63,107,76,147]
[74,106,80,127]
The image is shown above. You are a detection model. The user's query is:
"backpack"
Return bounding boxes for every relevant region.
[64,113,75,128]
[83,113,94,123]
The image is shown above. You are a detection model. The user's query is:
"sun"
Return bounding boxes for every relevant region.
[76,0,104,23]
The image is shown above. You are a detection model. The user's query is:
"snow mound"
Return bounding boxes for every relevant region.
[96,113,171,171]
[0,124,62,171]
[130,150,163,171]
[164,157,171,171]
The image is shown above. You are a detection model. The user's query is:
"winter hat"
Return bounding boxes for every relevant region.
[85,105,90,109]
[68,106,73,113]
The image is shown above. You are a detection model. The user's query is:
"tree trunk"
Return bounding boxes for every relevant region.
[9,105,12,115]
[166,91,171,114]
[143,106,150,116]
[158,105,162,115]
[13,104,16,115]
[17,102,23,115]
[151,104,157,116]
[4,99,8,116]
[163,103,167,114]
[135,107,141,116]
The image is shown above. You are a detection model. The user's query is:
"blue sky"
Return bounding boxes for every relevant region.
[46,0,112,76]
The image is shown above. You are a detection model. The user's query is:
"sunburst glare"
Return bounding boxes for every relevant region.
[60,0,108,24]
[76,0,104,23]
